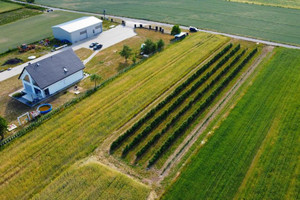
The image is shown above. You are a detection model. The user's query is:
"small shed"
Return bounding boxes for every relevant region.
[52,16,103,43]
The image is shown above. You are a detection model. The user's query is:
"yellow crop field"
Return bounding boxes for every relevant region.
[0,33,228,199]
[32,161,150,200]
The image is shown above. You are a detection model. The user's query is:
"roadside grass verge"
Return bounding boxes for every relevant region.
[75,48,94,61]
[161,47,300,200]
[0,33,226,199]
[32,160,150,200]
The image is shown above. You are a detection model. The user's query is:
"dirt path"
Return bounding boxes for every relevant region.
[158,46,274,180]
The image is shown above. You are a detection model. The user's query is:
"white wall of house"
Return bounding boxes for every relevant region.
[52,22,102,43]
[45,70,84,95]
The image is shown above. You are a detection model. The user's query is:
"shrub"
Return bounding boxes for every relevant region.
[171,25,181,35]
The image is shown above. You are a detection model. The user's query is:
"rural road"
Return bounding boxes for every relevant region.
[10,0,300,50]
[0,25,136,82]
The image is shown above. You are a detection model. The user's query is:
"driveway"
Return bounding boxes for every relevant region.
[0,25,136,82]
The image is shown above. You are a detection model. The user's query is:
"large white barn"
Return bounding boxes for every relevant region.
[52,16,103,43]
[18,49,85,104]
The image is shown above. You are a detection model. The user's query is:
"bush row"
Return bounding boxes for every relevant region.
[136,46,244,159]
[110,43,233,153]
[147,48,257,167]
[122,45,240,157]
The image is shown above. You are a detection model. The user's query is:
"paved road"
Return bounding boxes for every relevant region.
[0,25,136,82]
[10,0,300,50]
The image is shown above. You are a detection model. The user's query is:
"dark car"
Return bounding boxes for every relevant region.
[93,44,103,50]
[189,26,198,32]
[89,42,98,48]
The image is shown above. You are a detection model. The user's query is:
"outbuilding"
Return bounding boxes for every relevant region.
[18,49,85,104]
[52,16,103,43]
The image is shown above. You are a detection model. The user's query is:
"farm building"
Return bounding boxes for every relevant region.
[52,16,102,43]
[18,49,84,104]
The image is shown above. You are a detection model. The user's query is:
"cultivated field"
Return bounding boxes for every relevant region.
[161,48,300,199]
[32,161,150,200]
[0,11,87,53]
[109,41,260,171]
[0,33,227,199]
[35,0,300,45]
[0,1,22,13]
[229,0,300,9]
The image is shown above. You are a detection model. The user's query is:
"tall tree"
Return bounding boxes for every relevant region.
[119,45,132,62]
[90,74,102,89]
[0,116,7,141]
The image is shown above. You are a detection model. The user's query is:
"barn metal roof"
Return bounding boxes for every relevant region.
[19,49,85,89]
[52,16,102,33]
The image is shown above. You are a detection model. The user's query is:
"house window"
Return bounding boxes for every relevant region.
[34,88,41,95]
[80,30,87,35]
[24,75,30,83]
[44,88,50,96]
[95,25,101,29]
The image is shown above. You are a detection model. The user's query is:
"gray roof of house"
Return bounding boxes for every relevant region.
[19,49,84,89]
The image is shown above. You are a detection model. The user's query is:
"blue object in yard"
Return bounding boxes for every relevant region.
[54,45,59,48]
[37,103,52,114]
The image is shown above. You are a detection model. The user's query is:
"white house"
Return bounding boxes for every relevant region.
[52,16,103,43]
[18,49,85,103]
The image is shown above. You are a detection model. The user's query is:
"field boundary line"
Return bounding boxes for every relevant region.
[158,45,274,180]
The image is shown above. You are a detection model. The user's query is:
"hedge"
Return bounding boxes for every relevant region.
[147,48,257,167]
[110,43,233,153]
[121,44,241,157]
[136,46,244,159]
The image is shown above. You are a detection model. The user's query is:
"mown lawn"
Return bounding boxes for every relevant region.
[35,0,300,45]
[0,33,227,199]
[229,0,300,9]
[0,11,87,53]
[32,161,150,200]
[161,48,300,200]
[0,1,22,13]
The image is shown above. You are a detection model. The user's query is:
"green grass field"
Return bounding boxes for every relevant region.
[161,48,300,199]
[0,1,22,13]
[0,8,42,26]
[35,0,300,46]
[32,161,150,200]
[0,33,227,199]
[229,0,300,9]
[0,11,87,53]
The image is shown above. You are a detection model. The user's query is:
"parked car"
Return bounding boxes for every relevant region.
[93,44,103,50]
[189,26,198,32]
[89,42,98,48]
